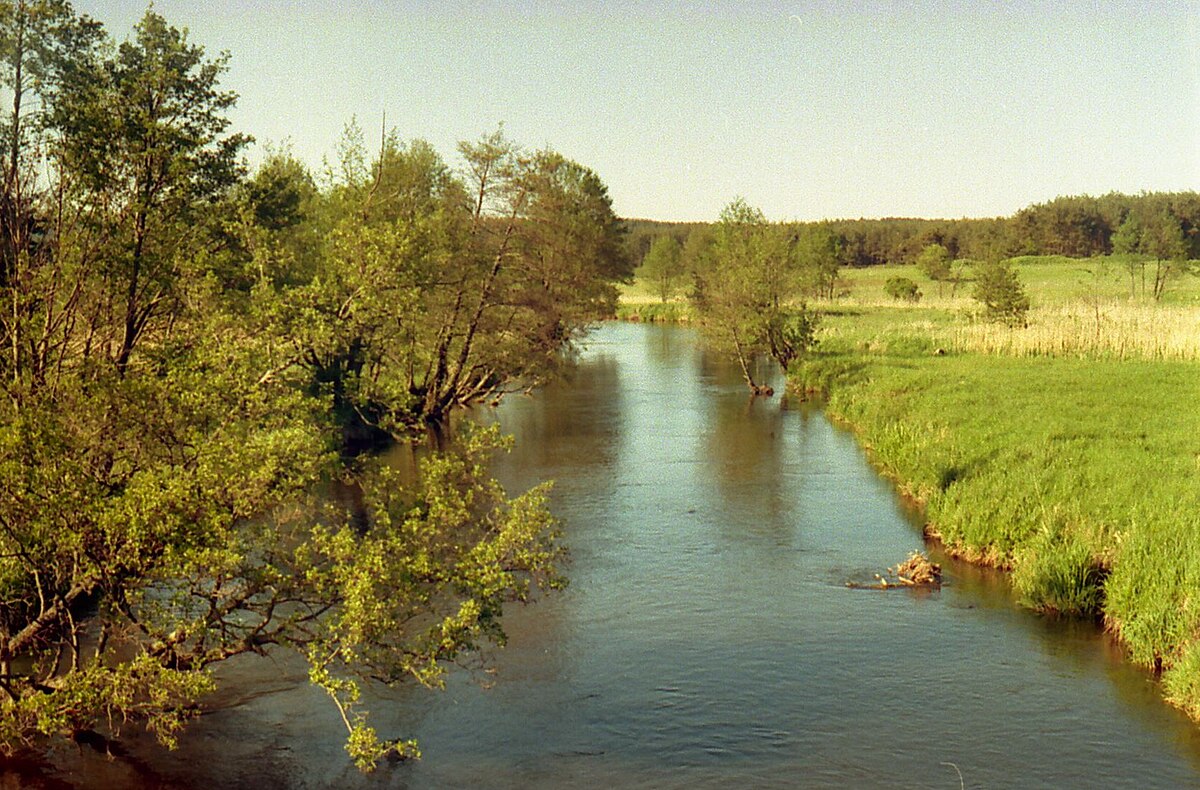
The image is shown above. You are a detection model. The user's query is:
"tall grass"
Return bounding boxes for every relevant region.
[951,303,1200,361]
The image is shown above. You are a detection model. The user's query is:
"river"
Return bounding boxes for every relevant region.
[6,322,1200,788]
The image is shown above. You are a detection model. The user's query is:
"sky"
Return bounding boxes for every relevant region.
[76,1,1200,222]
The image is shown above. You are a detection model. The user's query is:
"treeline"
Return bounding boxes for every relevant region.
[627,191,1200,268]
[0,3,626,769]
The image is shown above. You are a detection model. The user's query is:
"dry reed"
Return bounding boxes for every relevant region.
[949,303,1200,361]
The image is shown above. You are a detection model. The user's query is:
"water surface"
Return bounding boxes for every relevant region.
[7,322,1200,789]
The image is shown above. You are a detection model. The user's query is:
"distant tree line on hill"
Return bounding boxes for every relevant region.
[626,191,1200,270]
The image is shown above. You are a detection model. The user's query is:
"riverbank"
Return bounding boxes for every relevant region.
[790,339,1200,719]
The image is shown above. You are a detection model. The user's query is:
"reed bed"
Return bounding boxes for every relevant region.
[950,303,1200,361]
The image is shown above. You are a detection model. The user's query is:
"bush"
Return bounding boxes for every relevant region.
[884,276,922,302]
[973,260,1030,326]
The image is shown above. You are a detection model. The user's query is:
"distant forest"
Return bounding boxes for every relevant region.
[624,192,1200,267]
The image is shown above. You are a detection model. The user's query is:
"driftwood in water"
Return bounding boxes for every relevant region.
[846,551,942,590]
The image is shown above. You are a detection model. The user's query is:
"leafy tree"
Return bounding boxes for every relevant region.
[793,223,842,299]
[1111,213,1147,298]
[691,198,817,393]
[52,8,251,372]
[1112,204,1193,301]
[0,1,100,276]
[245,124,631,447]
[884,276,922,302]
[1142,208,1189,302]
[0,9,573,772]
[973,259,1030,326]
[637,234,684,302]
[916,242,952,286]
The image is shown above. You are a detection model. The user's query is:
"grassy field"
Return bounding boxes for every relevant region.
[619,254,1200,720]
[830,258,1200,361]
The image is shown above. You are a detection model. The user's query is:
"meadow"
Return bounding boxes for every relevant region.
[620,255,1200,719]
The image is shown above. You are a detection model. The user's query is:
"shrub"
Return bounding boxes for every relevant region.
[884,276,922,303]
[973,260,1030,326]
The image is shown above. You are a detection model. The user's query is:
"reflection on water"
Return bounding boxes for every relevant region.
[6,322,1200,788]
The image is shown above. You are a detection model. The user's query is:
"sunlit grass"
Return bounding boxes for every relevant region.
[950,303,1200,361]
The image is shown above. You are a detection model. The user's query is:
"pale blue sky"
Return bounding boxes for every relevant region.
[78,1,1199,222]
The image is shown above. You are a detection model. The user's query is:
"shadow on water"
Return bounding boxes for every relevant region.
[8,322,1200,788]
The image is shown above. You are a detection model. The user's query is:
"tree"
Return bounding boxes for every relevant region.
[793,223,842,299]
[884,276,921,302]
[973,259,1030,326]
[0,10,572,772]
[1112,204,1193,301]
[52,8,251,372]
[249,125,631,445]
[1142,208,1189,302]
[916,242,952,292]
[0,0,103,288]
[691,198,818,393]
[1111,213,1146,298]
[637,234,684,302]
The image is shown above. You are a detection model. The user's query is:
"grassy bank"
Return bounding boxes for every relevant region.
[789,301,1200,719]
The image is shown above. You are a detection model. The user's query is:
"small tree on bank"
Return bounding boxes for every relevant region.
[916,242,952,291]
[973,259,1030,327]
[690,199,819,394]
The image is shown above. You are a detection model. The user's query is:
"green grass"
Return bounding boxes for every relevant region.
[838,255,1200,307]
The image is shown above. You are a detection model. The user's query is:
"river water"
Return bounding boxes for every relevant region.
[7,322,1200,788]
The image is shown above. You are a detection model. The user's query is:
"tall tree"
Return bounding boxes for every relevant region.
[53,9,249,372]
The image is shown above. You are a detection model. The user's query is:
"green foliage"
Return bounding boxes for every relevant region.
[916,243,952,281]
[300,425,564,770]
[626,192,1200,277]
[680,224,715,276]
[690,198,818,390]
[883,276,922,302]
[259,125,631,439]
[0,5,581,770]
[637,235,685,303]
[972,259,1030,326]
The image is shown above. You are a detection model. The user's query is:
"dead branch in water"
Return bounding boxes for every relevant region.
[846,551,942,590]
